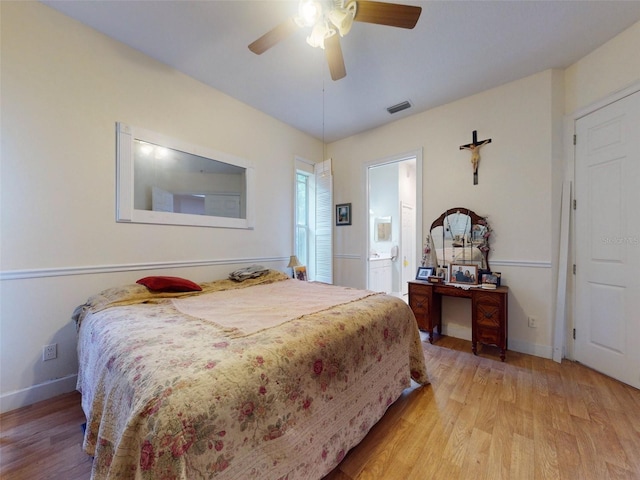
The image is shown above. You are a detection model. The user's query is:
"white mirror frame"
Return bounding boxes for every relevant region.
[116,122,255,229]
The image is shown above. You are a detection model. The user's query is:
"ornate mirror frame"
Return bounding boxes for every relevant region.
[427,207,491,272]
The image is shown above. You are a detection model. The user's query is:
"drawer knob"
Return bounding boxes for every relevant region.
[484,311,493,318]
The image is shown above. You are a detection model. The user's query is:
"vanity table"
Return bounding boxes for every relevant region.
[413,207,508,361]
[408,282,508,361]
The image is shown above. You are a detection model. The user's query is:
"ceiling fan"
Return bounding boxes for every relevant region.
[248,0,422,81]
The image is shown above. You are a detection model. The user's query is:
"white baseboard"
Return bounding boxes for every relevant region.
[0,374,78,414]
[0,340,554,415]
[437,325,554,360]
[442,324,471,341]
[508,339,553,359]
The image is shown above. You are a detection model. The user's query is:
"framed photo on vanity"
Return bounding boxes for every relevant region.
[435,267,449,282]
[449,263,478,285]
[416,267,434,281]
[481,272,501,287]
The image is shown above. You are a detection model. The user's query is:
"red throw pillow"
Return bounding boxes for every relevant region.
[136,276,202,292]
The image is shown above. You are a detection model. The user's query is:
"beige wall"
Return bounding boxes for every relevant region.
[0,2,320,412]
[564,21,640,115]
[329,19,640,360]
[329,70,561,357]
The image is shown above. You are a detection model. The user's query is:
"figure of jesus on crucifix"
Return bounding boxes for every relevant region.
[460,130,492,185]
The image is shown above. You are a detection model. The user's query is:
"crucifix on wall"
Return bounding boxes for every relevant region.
[460,130,492,185]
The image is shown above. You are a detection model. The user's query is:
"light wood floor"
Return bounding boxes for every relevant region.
[2,336,639,480]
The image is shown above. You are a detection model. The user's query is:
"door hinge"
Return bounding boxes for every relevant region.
[573,199,577,210]
[573,264,576,274]
[573,134,577,145]
[573,328,576,340]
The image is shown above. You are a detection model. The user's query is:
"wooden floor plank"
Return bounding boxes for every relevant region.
[2,336,640,480]
[509,433,535,480]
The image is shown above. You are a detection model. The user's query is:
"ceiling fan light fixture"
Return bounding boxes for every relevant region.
[328,1,357,36]
[250,0,422,81]
[306,21,335,49]
[297,0,323,27]
[299,0,355,48]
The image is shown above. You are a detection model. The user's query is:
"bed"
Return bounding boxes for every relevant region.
[74,269,428,479]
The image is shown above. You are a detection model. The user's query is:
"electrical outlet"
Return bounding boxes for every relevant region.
[528,316,537,328]
[43,343,57,361]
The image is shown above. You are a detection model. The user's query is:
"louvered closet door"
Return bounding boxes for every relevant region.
[314,159,333,284]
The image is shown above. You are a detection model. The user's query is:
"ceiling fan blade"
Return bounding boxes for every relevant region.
[354,1,422,29]
[248,17,300,54]
[325,34,346,81]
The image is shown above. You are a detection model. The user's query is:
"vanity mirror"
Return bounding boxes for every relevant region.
[429,207,491,271]
[116,123,255,229]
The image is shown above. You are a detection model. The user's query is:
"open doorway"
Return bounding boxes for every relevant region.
[366,151,422,301]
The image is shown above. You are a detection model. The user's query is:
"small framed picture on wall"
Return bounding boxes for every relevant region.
[336,203,352,226]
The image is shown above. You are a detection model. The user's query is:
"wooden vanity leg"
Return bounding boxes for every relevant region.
[432,292,442,343]
[472,341,477,355]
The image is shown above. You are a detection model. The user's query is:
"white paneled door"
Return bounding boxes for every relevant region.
[574,90,640,389]
[401,202,415,298]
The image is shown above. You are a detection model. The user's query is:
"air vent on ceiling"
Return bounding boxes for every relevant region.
[387,100,412,115]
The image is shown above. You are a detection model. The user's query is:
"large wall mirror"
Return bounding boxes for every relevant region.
[116,123,255,229]
[428,207,491,271]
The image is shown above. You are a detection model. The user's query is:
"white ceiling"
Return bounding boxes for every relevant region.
[43,0,640,143]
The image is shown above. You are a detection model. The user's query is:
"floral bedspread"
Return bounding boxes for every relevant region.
[77,272,428,479]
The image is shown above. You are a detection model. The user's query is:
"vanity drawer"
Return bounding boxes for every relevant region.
[472,288,508,360]
[408,283,430,330]
[476,327,500,345]
[408,282,442,338]
[476,301,501,329]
